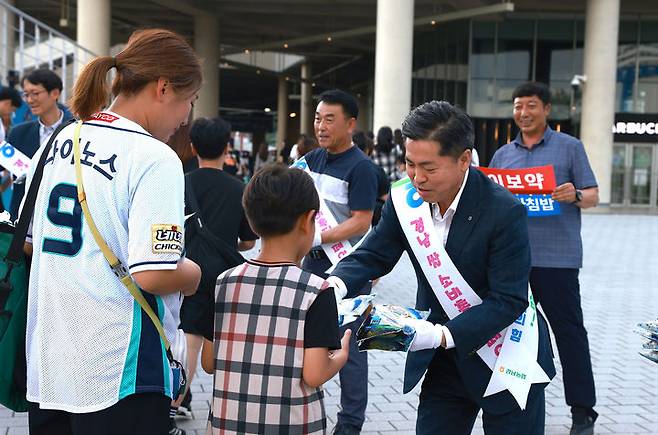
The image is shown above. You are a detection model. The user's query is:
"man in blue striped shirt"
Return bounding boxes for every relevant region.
[489,82,599,435]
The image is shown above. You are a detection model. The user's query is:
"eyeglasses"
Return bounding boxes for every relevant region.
[22,90,47,100]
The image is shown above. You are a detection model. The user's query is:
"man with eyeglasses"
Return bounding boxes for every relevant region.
[7,68,73,219]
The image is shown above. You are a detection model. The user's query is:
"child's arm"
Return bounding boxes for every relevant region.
[302,329,351,388]
[201,338,215,374]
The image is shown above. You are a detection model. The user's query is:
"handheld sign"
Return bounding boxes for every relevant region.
[478,165,560,217]
[0,141,31,178]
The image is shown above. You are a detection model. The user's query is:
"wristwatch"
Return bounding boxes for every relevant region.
[573,189,583,203]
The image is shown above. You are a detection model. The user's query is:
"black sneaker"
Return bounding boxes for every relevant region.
[570,407,598,435]
[169,418,186,435]
[332,423,361,435]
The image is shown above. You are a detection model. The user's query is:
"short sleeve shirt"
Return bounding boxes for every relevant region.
[489,127,598,268]
[303,146,379,245]
[185,168,257,246]
[304,288,341,349]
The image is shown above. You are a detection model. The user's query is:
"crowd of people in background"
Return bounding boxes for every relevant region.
[0,24,601,435]
[0,63,433,435]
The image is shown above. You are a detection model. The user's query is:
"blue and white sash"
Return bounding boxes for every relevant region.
[391,177,550,409]
[291,157,355,267]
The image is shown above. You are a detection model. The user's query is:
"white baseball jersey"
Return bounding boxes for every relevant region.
[20,111,185,412]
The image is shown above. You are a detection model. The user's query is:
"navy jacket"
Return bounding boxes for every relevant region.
[331,167,556,414]
[7,113,73,218]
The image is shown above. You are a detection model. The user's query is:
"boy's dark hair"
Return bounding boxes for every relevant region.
[22,68,63,93]
[0,86,22,108]
[318,89,358,120]
[401,100,474,159]
[512,81,552,106]
[243,165,319,237]
[189,117,232,159]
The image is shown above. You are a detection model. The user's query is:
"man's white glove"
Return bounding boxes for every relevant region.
[325,275,348,307]
[404,318,444,352]
[312,226,323,248]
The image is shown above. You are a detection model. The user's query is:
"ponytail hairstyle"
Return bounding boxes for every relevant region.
[70,29,202,120]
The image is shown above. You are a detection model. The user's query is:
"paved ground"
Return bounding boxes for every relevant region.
[2,213,658,434]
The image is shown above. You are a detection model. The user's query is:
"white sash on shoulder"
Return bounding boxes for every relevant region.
[391,177,550,409]
[291,157,355,268]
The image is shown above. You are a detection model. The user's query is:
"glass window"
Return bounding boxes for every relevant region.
[537,20,578,119]
[636,20,658,113]
[470,21,496,117]
[615,21,639,112]
[413,21,468,107]
[493,21,534,117]
[611,145,626,205]
[631,145,652,205]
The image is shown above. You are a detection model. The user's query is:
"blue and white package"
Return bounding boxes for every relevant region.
[635,320,658,364]
[338,294,376,327]
[356,304,429,352]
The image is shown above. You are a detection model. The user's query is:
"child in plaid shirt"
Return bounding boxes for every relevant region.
[202,165,351,434]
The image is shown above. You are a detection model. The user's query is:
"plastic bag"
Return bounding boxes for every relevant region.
[356,304,429,352]
[338,294,376,327]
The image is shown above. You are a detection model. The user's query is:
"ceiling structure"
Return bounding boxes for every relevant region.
[12,0,658,131]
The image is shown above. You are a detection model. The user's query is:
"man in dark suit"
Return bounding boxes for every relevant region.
[328,101,555,435]
[7,69,73,219]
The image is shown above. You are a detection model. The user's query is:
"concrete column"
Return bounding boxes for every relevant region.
[194,14,219,118]
[373,0,414,132]
[76,0,110,56]
[276,76,288,152]
[300,63,313,135]
[580,0,620,205]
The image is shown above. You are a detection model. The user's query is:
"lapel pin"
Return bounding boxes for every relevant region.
[467,216,472,221]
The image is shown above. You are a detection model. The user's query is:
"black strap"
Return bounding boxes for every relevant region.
[6,119,75,264]
[0,119,75,312]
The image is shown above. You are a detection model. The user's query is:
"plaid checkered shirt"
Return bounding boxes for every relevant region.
[209,260,330,434]
[371,145,402,182]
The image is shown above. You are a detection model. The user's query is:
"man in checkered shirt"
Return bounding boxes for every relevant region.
[201,165,351,434]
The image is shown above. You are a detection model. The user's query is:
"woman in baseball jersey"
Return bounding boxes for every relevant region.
[20,29,202,435]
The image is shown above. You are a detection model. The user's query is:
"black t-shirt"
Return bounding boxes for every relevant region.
[304,288,341,350]
[185,168,257,247]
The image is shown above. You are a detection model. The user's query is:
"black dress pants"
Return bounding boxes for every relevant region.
[416,348,546,435]
[530,267,596,409]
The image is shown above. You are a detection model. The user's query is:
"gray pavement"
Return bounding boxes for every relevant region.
[2,213,658,435]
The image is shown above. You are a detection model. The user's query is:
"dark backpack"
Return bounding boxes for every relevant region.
[184,175,245,299]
